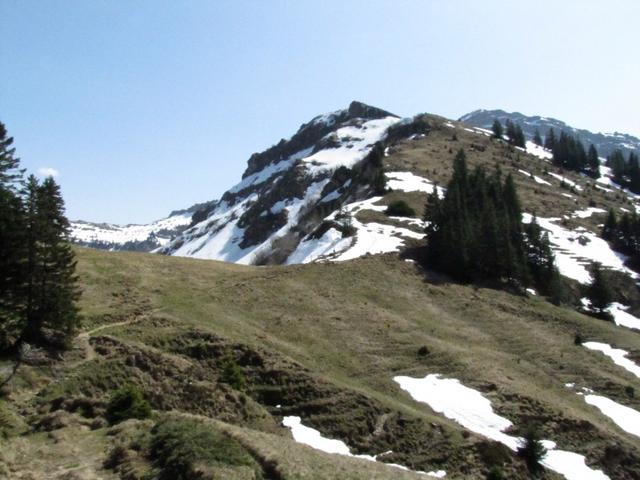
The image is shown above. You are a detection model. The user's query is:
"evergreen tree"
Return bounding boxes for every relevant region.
[551,131,590,174]
[492,119,503,139]
[607,149,626,185]
[587,263,613,315]
[367,142,386,195]
[514,124,526,148]
[0,123,80,351]
[533,129,543,146]
[628,152,640,193]
[505,121,525,147]
[586,144,600,178]
[423,149,562,298]
[517,426,547,474]
[0,122,26,347]
[602,209,618,241]
[21,177,81,344]
[544,128,556,150]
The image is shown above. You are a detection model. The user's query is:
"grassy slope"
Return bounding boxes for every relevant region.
[23,246,635,478]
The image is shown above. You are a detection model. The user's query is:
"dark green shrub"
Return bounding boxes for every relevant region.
[574,332,583,345]
[625,385,635,398]
[486,466,505,480]
[385,200,416,217]
[106,385,152,425]
[417,346,430,356]
[517,426,547,474]
[150,418,262,480]
[221,359,245,391]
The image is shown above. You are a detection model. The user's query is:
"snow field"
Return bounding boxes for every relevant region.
[522,214,636,284]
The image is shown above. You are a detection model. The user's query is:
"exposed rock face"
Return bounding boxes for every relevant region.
[160,101,405,264]
[460,109,640,158]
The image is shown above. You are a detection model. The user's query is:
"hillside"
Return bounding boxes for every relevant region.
[1,247,639,479]
[460,109,640,159]
[11,103,640,479]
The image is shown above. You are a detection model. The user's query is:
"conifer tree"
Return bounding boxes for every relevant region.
[602,209,618,241]
[628,152,640,193]
[587,144,600,178]
[492,119,503,139]
[518,426,547,474]
[21,177,81,344]
[0,122,26,347]
[533,129,542,146]
[514,124,526,148]
[607,150,626,185]
[367,142,386,195]
[544,128,556,151]
[423,149,563,299]
[587,263,613,315]
[505,120,517,146]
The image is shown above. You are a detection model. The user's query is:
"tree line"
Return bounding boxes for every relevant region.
[602,207,640,270]
[0,121,80,351]
[544,128,600,178]
[492,119,526,148]
[422,149,564,301]
[492,119,601,179]
[606,149,640,194]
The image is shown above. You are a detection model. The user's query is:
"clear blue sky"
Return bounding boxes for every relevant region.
[2,0,639,224]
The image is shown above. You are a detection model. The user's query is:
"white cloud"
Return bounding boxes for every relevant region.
[37,167,59,177]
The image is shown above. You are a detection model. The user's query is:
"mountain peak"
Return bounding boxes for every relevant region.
[347,100,397,120]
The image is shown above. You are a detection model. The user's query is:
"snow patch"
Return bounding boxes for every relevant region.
[570,207,606,219]
[394,374,610,480]
[548,172,583,191]
[607,303,640,331]
[286,228,352,265]
[302,117,401,176]
[525,141,553,161]
[584,395,640,438]
[282,416,445,477]
[386,171,445,196]
[518,169,552,186]
[522,214,636,284]
[583,342,640,378]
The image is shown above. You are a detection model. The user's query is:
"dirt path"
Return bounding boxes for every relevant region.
[72,309,163,365]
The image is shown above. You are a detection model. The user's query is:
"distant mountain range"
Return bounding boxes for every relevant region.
[460,109,640,158]
[70,200,215,252]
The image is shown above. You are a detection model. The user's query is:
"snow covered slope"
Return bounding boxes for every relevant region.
[70,213,192,252]
[459,109,640,159]
[161,101,420,264]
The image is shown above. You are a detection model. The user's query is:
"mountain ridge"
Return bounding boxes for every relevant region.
[460,109,640,158]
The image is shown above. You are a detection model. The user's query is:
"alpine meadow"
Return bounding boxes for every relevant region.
[2,2,640,480]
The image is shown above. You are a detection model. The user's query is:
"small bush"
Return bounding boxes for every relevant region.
[151,418,262,480]
[417,346,430,357]
[486,466,505,480]
[517,426,547,474]
[574,332,583,345]
[385,200,416,217]
[106,385,152,425]
[221,359,245,391]
[103,445,130,469]
[625,385,635,398]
